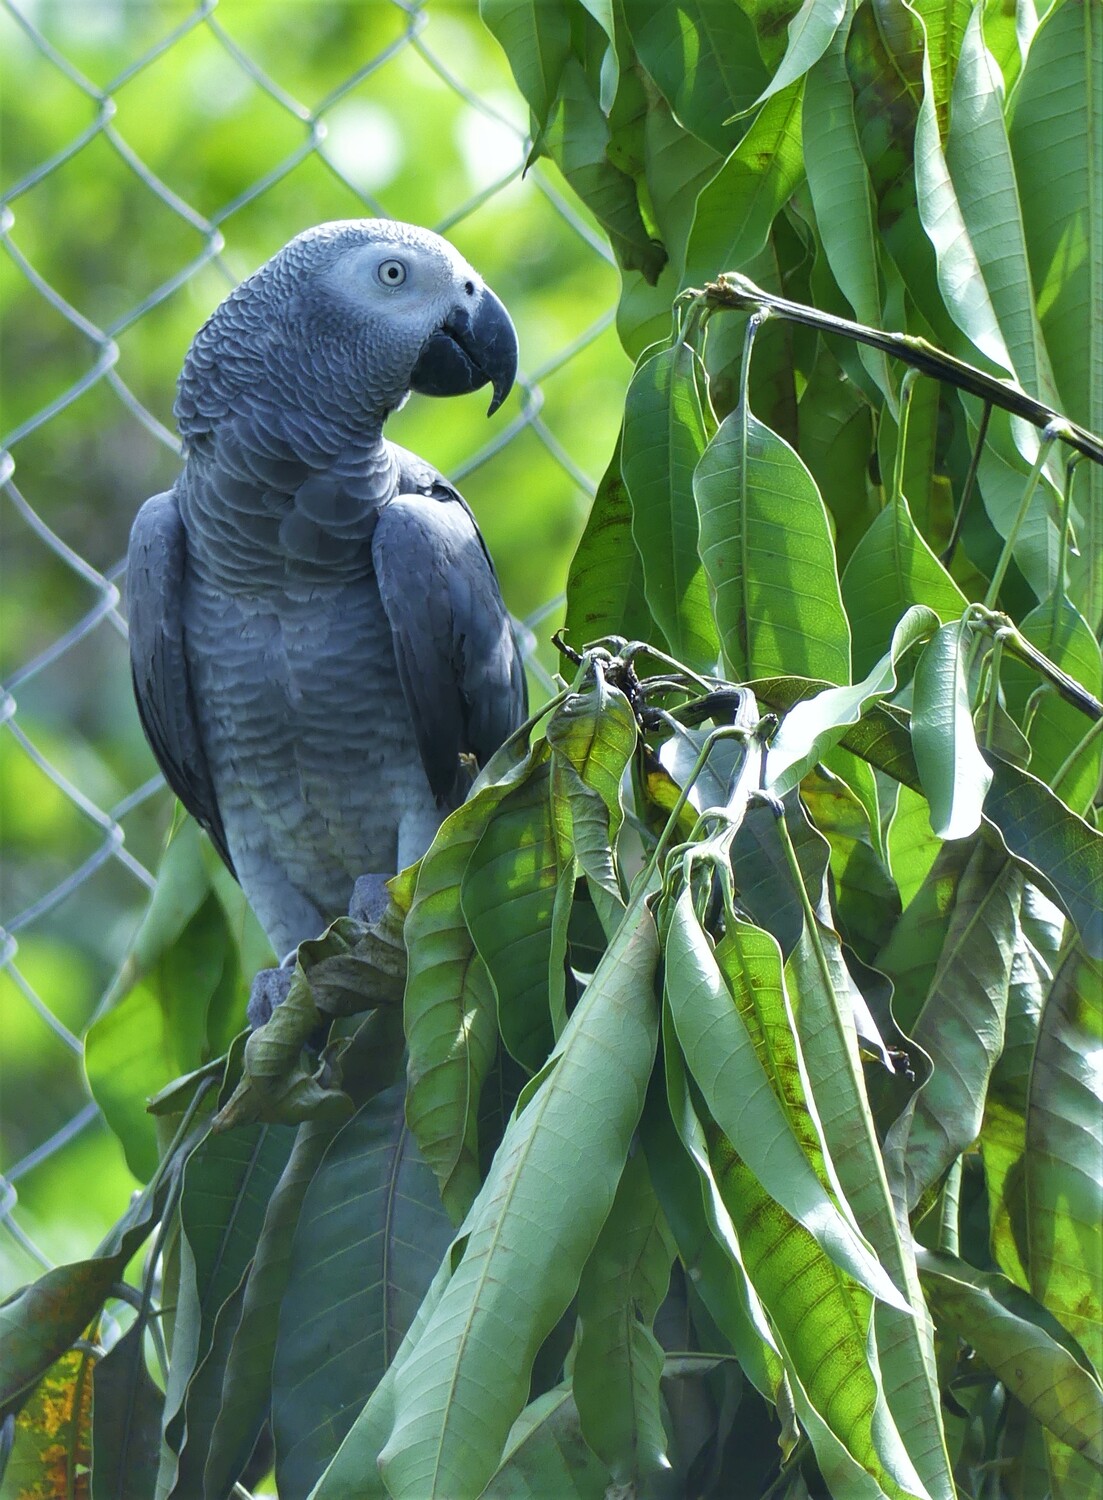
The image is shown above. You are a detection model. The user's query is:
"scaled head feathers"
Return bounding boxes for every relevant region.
[177,219,517,441]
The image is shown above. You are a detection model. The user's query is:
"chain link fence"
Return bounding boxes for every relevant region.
[0,0,624,1295]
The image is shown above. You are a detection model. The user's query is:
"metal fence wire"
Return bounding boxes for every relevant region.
[0,0,623,1293]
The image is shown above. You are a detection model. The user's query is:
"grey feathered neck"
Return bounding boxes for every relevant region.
[175,231,393,460]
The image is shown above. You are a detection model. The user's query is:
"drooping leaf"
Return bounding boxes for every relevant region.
[911,616,993,840]
[201,1114,338,1500]
[802,24,895,402]
[482,1385,609,1498]
[544,58,666,283]
[621,340,719,670]
[479,0,571,134]
[945,5,1059,407]
[573,1149,673,1484]
[751,0,848,111]
[624,0,769,154]
[403,740,539,1218]
[981,882,1065,1290]
[318,906,660,1500]
[841,492,968,679]
[705,1123,925,1500]
[1027,940,1103,1383]
[664,885,908,1312]
[272,1083,454,1500]
[683,81,806,288]
[694,404,851,684]
[1009,0,1103,627]
[918,1247,1103,1468]
[904,839,1023,1209]
[158,1123,295,1495]
[563,429,656,653]
[91,1322,163,1500]
[982,756,1103,961]
[462,758,561,1069]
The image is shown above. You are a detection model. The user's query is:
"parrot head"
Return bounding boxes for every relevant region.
[281,219,518,417]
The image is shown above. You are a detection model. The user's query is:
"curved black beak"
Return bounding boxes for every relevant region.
[410,285,518,416]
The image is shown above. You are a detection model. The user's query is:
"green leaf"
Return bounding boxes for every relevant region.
[772,818,955,1499]
[766,605,937,794]
[1002,596,1103,817]
[545,665,636,918]
[904,839,1023,1208]
[621,341,719,670]
[203,1115,339,1500]
[573,1150,673,1483]
[564,429,656,653]
[694,404,851,684]
[981,882,1064,1289]
[910,4,1010,372]
[0,1146,183,1413]
[841,492,968,678]
[664,885,908,1313]
[544,58,666,283]
[917,1246,1103,1467]
[403,742,538,1219]
[158,1123,294,1496]
[751,0,848,111]
[798,349,880,566]
[912,616,994,840]
[624,0,769,155]
[877,831,974,1032]
[479,0,571,132]
[90,1322,163,1500]
[683,80,806,288]
[642,1056,783,1404]
[1009,0,1103,627]
[1027,940,1103,1382]
[704,1123,925,1500]
[462,758,561,1069]
[982,756,1103,961]
[366,906,660,1499]
[86,894,239,1182]
[482,1385,609,1498]
[945,5,1060,405]
[272,1083,454,1500]
[802,24,895,402]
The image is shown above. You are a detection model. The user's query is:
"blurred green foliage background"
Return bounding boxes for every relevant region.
[0,0,627,1296]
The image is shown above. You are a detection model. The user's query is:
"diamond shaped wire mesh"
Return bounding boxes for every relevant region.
[0,0,626,1292]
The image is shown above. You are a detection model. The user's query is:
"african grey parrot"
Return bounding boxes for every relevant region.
[127,221,527,1019]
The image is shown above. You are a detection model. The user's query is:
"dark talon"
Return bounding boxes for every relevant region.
[349,873,393,926]
[247,966,294,1029]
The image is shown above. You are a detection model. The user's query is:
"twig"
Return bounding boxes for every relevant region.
[702,274,1103,466]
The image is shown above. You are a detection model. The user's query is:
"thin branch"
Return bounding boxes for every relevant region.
[702,274,1103,466]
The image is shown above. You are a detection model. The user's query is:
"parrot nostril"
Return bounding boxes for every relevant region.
[464,281,475,296]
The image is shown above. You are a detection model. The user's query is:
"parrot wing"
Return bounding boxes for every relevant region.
[127,489,236,874]
[372,465,527,805]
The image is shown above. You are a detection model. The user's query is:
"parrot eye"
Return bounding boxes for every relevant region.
[377,259,407,287]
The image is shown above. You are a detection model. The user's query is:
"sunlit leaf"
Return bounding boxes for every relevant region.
[683,81,805,288]
[912,616,993,840]
[918,1247,1103,1467]
[1027,940,1103,1383]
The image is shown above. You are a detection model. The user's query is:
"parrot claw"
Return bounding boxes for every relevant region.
[247,965,295,1029]
[349,873,393,927]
